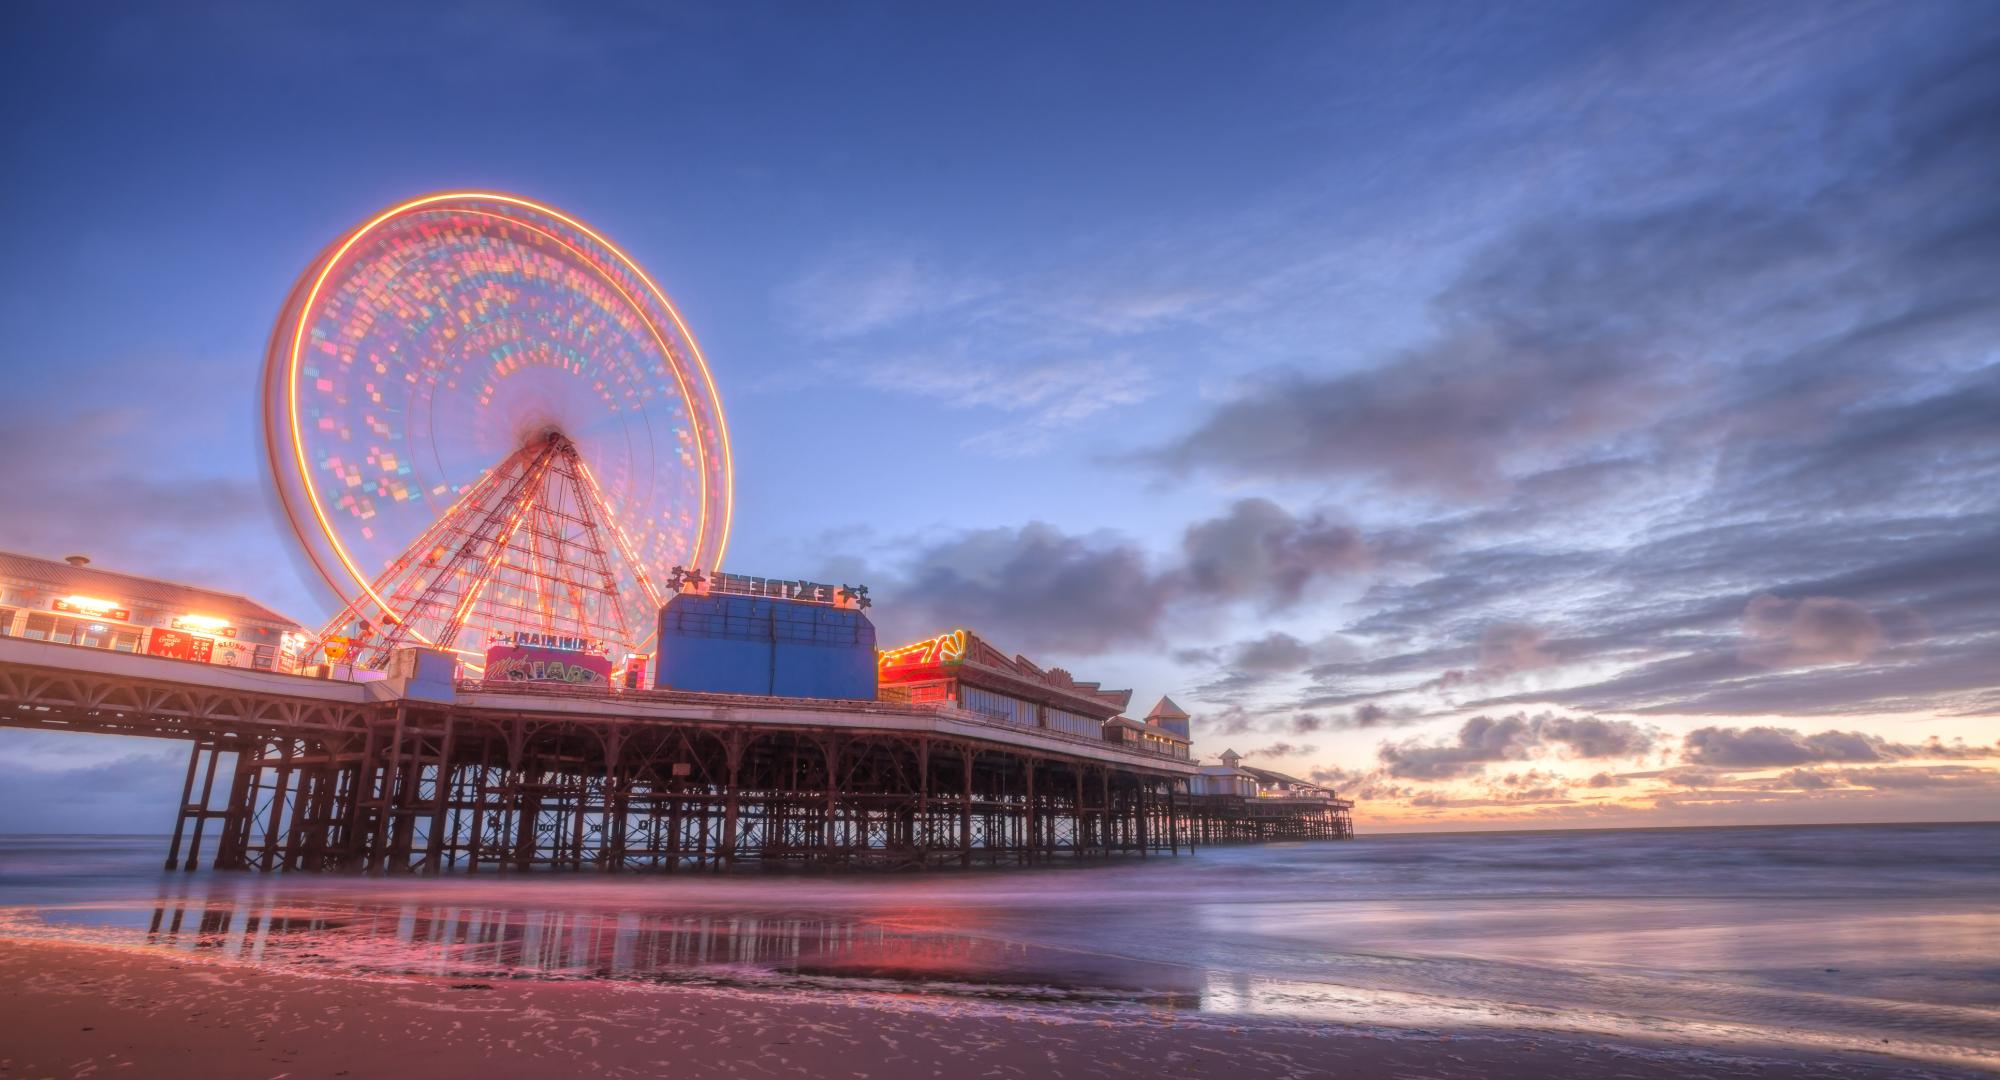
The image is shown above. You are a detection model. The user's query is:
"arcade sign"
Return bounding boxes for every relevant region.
[484,643,613,687]
[666,567,870,609]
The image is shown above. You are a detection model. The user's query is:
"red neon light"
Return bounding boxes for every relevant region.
[878,629,966,671]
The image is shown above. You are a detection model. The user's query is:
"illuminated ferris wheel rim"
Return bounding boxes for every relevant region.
[269,190,735,652]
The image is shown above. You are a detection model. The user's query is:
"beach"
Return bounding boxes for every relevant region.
[4,938,1988,1080]
[1,825,1995,1078]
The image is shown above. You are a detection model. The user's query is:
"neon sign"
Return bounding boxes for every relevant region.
[485,656,611,686]
[878,629,967,671]
[667,567,870,609]
[498,630,596,653]
[53,597,131,622]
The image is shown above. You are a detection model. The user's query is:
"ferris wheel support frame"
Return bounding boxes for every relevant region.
[317,432,649,671]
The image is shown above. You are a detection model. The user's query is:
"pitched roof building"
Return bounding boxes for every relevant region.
[1144,695,1190,739]
[0,550,305,671]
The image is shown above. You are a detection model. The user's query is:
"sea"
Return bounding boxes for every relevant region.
[1,822,1995,1070]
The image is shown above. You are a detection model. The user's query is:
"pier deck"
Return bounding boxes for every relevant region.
[0,636,1352,871]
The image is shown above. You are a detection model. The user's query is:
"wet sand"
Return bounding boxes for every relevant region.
[0,939,1985,1080]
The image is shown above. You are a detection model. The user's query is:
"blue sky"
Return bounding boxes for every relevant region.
[3,1,1998,831]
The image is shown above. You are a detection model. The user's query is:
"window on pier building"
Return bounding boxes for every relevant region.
[962,686,1036,726]
[879,680,952,705]
[0,607,15,635]
[22,611,140,652]
[1045,707,1101,738]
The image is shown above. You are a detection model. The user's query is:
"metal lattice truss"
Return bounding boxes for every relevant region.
[321,432,662,668]
[0,648,1352,874]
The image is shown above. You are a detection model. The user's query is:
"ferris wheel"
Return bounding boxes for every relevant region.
[262,192,732,670]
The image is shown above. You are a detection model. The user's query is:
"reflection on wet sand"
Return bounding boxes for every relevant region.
[134,891,1206,1007]
[6,826,1997,1072]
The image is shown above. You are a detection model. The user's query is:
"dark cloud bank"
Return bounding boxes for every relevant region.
[862,497,1376,654]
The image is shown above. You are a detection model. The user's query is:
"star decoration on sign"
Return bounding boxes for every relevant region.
[666,566,706,593]
[839,583,871,609]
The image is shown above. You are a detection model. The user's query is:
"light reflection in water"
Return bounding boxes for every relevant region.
[127,891,1205,1007]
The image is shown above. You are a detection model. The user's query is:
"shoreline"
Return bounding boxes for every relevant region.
[1,936,1989,1080]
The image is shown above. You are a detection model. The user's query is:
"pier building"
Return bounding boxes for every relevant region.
[0,550,307,672]
[0,555,1352,872]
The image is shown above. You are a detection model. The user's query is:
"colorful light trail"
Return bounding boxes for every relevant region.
[262,193,731,666]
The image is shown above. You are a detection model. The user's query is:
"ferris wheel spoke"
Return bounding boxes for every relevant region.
[264,193,733,672]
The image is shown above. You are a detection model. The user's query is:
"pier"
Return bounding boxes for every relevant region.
[0,636,1352,873]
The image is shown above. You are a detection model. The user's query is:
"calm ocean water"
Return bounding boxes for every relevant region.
[2,823,1995,1068]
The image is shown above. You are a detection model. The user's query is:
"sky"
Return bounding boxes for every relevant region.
[2,0,1997,833]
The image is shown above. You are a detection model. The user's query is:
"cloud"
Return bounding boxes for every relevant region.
[863,500,1381,659]
[1176,498,1369,608]
[880,522,1167,654]
[1820,765,2000,792]
[0,394,315,620]
[1205,706,1259,737]
[1763,765,2000,794]
[1740,594,1885,666]
[0,732,189,834]
[1682,725,2000,768]
[1349,703,1392,728]
[1486,768,1572,803]
[1652,765,1724,789]
[1476,623,1554,675]
[1244,741,1316,759]
[781,248,995,340]
[1425,622,1560,692]
[1776,768,1840,791]
[1182,629,1370,705]
[1126,29,2000,731]
[1534,715,1658,758]
[1188,634,1321,701]
[1138,333,1684,499]
[878,352,1155,459]
[781,243,1165,457]
[1378,711,1658,779]
[1232,632,1314,674]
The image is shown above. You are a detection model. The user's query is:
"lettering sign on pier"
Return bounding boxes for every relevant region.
[483,644,613,686]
